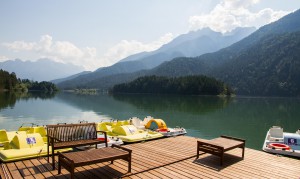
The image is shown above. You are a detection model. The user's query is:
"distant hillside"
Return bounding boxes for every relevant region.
[51,71,91,84]
[57,27,255,87]
[60,9,300,96]
[0,58,84,82]
[152,32,300,96]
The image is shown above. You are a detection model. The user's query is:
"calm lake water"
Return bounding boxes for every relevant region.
[1,92,300,150]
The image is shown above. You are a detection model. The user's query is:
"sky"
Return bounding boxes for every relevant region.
[0,0,300,71]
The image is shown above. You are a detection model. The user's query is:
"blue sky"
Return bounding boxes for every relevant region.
[1,0,300,71]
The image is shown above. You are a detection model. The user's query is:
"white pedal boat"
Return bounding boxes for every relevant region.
[130,116,187,137]
[76,135,123,150]
[262,126,300,157]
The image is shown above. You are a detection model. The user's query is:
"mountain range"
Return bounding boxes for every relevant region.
[0,58,84,82]
[58,9,300,96]
[56,27,255,88]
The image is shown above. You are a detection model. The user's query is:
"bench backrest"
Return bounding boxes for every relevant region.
[46,123,98,142]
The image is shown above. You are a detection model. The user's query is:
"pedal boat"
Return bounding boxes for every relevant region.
[97,120,163,143]
[130,116,187,137]
[262,126,300,157]
[76,134,123,150]
[0,124,71,162]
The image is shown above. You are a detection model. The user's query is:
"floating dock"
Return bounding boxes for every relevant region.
[1,136,300,178]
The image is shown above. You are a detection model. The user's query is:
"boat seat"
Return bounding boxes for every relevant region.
[97,123,112,132]
[143,116,153,125]
[269,126,284,142]
[130,117,145,129]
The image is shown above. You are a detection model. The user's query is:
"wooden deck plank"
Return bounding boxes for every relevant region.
[126,142,194,161]
[5,162,22,178]
[37,157,68,179]
[0,164,4,178]
[246,149,300,172]
[190,156,256,179]
[0,163,12,179]
[1,136,300,179]
[29,158,55,179]
[169,159,220,179]
[22,160,45,179]
[150,166,190,179]
[14,161,33,179]
[224,149,296,178]
[91,161,127,178]
[87,163,115,179]
[117,157,177,179]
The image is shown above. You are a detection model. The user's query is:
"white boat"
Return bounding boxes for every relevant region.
[76,134,123,150]
[262,126,300,157]
[130,116,187,137]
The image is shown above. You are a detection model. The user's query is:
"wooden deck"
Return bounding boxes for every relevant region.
[1,136,300,178]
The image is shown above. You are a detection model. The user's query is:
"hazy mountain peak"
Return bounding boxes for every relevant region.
[0,58,84,82]
[224,27,256,36]
[57,26,255,89]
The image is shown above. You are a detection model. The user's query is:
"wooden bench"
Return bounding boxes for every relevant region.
[47,123,108,170]
[58,144,132,179]
[196,135,245,165]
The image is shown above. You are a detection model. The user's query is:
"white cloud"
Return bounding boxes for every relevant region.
[189,0,290,33]
[3,41,36,51]
[102,33,174,65]
[2,33,174,71]
[39,35,52,52]
[0,56,9,62]
[2,35,91,69]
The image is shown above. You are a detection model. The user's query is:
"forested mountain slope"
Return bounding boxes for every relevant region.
[57,27,254,88]
[59,10,300,96]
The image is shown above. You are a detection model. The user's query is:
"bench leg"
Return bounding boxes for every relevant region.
[47,144,49,162]
[111,160,114,164]
[52,148,55,170]
[58,155,61,174]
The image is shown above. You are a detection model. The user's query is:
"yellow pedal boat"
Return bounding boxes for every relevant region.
[97,120,163,143]
[0,124,71,162]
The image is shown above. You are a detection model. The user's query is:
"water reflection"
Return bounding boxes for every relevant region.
[0,92,109,131]
[0,91,299,150]
[111,94,231,115]
[110,94,300,149]
[0,92,56,111]
[0,92,17,110]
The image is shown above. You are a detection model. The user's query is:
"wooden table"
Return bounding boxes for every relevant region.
[196,135,245,165]
[58,144,132,179]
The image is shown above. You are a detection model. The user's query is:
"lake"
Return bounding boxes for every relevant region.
[1,92,300,150]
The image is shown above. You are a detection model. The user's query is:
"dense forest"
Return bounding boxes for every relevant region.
[111,75,233,95]
[0,69,58,92]
[0,70,19,91]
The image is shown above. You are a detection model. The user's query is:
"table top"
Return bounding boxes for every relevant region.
[210,137,244,150]
[60,147,129,164]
